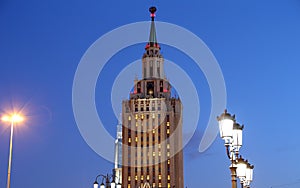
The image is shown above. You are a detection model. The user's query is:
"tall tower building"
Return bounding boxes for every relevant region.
[122,7,184,188]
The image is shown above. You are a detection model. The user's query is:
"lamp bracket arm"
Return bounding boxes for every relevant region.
[226,145,231,159]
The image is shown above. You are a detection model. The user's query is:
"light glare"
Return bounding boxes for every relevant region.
[1,115,10,122]
[1,114,24,123]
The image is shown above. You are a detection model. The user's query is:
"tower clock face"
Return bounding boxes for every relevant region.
[147,82,154,95]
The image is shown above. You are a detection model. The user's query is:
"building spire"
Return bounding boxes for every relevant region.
[146,6,160,49]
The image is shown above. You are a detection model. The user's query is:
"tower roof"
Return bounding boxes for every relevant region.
[145,6,160,49]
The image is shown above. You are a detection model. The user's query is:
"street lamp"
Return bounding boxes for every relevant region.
[217,110,239,188]
[217,109,235,144]
[94,173,118,188]
[244,161,254,188]
[218,109,254,188]
[232,123,244,156]
[235,156,254,188]
[1,113,24,188]
[236,156,247,188]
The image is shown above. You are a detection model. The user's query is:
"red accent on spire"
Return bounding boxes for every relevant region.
[145,43,150,49]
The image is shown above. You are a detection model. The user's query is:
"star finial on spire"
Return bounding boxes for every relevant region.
[149,6,157,21]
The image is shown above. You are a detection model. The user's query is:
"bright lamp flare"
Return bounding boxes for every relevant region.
[1,114,24,123]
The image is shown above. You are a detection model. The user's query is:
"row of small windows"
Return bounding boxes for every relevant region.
[129,113,165,120]
[127,133,170,144]
[135,100,161,105]
[131,164,170,172]
[127,125,170,142]
[127,150,171,157]
[127,184,171,188]
[127,175,170,181]
[135,105,161,112]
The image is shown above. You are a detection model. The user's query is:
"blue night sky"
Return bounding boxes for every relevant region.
[1,0,300,188]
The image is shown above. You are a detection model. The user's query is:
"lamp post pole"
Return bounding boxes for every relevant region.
[2,114,24,188]
[6,120,14,188]
[230,166,237,188]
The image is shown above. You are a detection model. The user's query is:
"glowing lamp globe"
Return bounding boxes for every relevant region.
[116,183,122,188]
[236,157,247,178]
[110,181,116,188]
[217,110,235,139]
[232,123,244,151]
[246,163,254,182]
[93,181,99,188]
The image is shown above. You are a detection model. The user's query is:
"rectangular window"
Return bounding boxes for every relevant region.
[150,67,153,77]
[158,67,161,78]
[137,83,141,93]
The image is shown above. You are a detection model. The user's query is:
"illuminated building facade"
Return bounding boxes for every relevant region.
[121,7,184,188]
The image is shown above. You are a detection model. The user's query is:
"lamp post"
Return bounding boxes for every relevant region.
[217,109,254,188]
[94,173,120,188]
[1,114,24,188]
[217,110,238,188]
